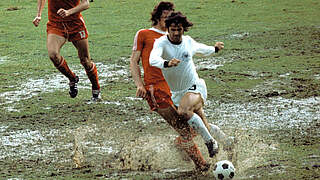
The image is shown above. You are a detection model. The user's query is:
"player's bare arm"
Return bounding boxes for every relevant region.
[130,50,147,98]
[57,0,90,18]
[33,0,46,27]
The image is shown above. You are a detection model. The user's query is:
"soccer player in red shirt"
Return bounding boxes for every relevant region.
[130,1,210,172]
[33,0,100,100]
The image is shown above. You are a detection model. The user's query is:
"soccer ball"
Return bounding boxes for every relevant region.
[213,160,235,180]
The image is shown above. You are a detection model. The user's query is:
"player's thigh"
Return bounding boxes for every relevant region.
[157,106,179,124]
[72,39,90,60]
[47,34,66,57]
[178,92,203,117]
[157,106,188,130]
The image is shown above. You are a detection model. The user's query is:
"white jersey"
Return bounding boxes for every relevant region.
[149,35,216,92]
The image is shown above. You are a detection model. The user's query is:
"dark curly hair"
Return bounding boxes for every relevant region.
[150,1,175,26]
[165,11,193,32]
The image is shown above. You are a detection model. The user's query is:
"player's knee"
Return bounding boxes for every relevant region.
[48,51,60,65]
[177,109,193,121]
[80,57,91,69]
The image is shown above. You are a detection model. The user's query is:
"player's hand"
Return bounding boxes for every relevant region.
[33,16,41,27]
[57,8,71,18]
[168,58,181,67]
[136,85,147,99]
[215,42,224,51]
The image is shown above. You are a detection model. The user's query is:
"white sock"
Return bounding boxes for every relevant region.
[209,123,234,147]
[187,113,213,143]
[209,123,227,143]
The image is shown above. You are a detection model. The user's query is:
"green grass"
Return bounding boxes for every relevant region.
[0,0,319,179]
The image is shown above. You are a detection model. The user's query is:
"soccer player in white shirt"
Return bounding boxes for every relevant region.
[150,11,232,158]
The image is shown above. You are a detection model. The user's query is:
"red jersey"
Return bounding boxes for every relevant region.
[48,0,82,22]
[132,28,166,85]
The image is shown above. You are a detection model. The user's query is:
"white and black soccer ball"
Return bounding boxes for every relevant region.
[213,160,235,180]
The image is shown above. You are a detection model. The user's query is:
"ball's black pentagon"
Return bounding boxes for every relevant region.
[218,173,224,179]
[213,164,217,171]
[222,163,229,169]
[229,172,235,178]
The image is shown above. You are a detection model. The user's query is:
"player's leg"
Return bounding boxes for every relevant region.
[209,123,235,150]
[156,106,209,171]
[47,33,74,80]
[174,135,210,172]
[178,92,218,157]
[147,83,209,170]
[157,105,194,141]
[72,39,100,100]
[196,107,234,150]
[194,107,210,130]
[47,33,79,98]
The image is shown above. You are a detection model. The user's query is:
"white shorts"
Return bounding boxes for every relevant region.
[171,78,207,107]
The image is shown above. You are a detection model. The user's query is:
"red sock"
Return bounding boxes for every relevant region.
[55,57,76,81]
[176,135,207,168]
[85,63,100,90]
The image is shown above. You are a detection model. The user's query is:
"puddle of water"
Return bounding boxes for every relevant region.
[0,125,9,133]
[197,61,223,70]
[1,130,45,146]
[3,106,20,112]
[230,32,249,39]
[125,97,142,101]
[196,56,227,70]
[279,72,291,77]
[206,97,320,130]
[0,128,54,159]
[1,94,317,178]
[0,56,8,64]
[0,62,131,110]
[1,55,318,178]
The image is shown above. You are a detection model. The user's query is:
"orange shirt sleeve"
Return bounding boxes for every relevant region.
[132,29,145,51]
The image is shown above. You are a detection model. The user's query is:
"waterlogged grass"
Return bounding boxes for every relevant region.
[1,0,320,179]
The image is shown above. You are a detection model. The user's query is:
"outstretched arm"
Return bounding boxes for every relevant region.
[192,37,224,56]
[33,0,46,27]
[57,0,90,18]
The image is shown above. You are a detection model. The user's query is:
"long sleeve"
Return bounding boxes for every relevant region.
[149,38,166,69]
[191,37,216,56]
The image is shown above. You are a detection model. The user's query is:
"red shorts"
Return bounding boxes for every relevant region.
[47,17,88,42]
[145,81,173,111]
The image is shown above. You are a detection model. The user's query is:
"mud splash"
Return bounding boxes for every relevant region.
[2,96,317,177]
[1,56,318,178]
